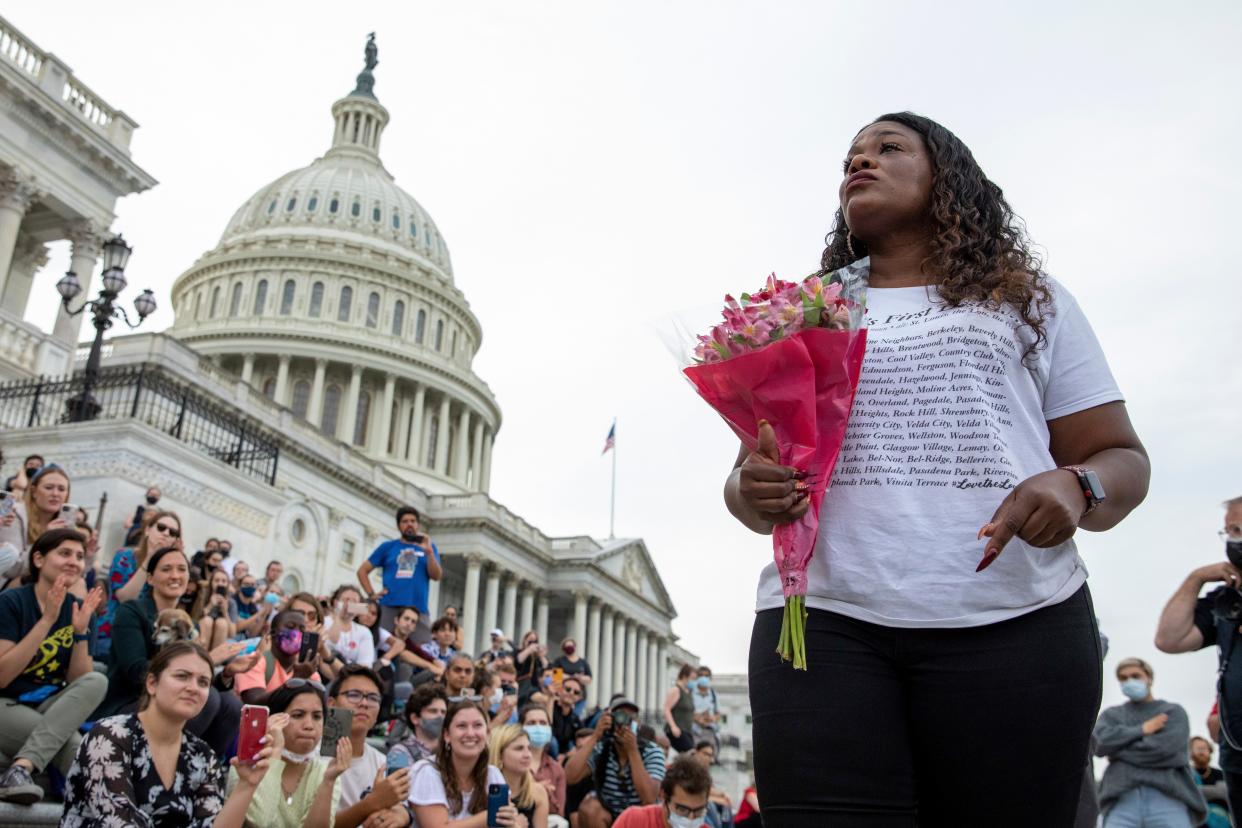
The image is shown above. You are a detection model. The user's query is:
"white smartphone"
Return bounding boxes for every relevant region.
[60,503,79,523]
[0,491,14,519]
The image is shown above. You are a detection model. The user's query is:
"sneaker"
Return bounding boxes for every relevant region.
[0,763,44,805]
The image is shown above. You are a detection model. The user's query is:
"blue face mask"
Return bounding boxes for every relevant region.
[524,724,553,749]
[696,678,711,690]
[240,585,257,598]
[1120,678,1149,702]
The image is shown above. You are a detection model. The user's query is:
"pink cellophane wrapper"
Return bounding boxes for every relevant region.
[683,326,867,599]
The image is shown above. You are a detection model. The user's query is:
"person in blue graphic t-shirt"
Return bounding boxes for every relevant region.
[357,506,441,645]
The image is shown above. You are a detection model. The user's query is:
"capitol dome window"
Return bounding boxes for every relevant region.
[351,199,361,218]
[253,279,269,316]
[371,205,381,223]
[322,384,342,436]
[451,330,457,357]
[391,210,400,230]
[280,280,296,315]
[286,196,298,212]
[291,380,310,418]
[415,309,426,344]
[392,300,405,336]
[307,195,318,213]
[329,197,340,214]
[365,292,380,328]
[338,286,353,322]
[268,199,277,215]
[434,320,444,351]
[229,282,243,317]
[353,392,371,446]
[309,282,324,318]
[409,220,418,238]
[210,286,221,317]
[193,292,202,320]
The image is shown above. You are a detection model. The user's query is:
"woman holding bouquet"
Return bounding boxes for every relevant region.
[726,112,1149,825]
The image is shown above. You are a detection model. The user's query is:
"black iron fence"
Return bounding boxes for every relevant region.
[0,365,279,486]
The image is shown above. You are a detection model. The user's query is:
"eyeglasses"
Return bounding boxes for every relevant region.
[1220,527,1242,542]
[285,678,326,693]
[448,694,484,703]
[563,687,582,697]
[339,689,382,707]
[153,523,181,538]
[670,803,708,819]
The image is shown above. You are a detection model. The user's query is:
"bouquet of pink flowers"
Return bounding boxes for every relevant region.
[682,268,867,669]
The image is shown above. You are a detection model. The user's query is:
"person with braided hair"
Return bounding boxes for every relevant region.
[726,112,1150,824]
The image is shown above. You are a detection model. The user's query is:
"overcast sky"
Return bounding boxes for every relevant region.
[14,2,1242,730]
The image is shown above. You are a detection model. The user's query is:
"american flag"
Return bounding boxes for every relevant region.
[601,421,616,455]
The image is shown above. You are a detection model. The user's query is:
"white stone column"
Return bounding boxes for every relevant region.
[339,365,363,442]
[395,395,412,461]
[656,638,669,710]
[613,616,627,701]
[536,592,549,647]
[471,419,485,490]
[481,568,501,654]
[624,620,638,701]
[572,591,588,653]
[636,630,649,714]
[501,574,518,643]
[375,374,396,458]
[241,354,255,385]
[461,555,483,658]
[646,632,659,721]
[455,407,472,482]
[427,577,441,621]
[0,235,49,317]
[53,220,104,346]
[480,431,494,491]
[586,599,603,707]
[308,358,327,424]
[434,396,451,474]
[273,354,291,405]
[0,168,40,304]
[599,608,615,703]
[518,583,534,639]
[409,384,426,462]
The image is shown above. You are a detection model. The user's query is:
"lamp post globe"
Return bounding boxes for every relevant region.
[56,271,82,302]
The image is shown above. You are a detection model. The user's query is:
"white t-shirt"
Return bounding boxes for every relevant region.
[756,275,1122,627]
[324,617,377,667]
[408,759,506,820]
[337,743,387,808]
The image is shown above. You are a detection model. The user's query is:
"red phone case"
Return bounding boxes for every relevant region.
[238,704,269,764]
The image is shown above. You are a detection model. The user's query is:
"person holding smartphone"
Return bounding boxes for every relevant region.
[226,680,352,828]
[490,723,551,828]
[0,464,72,589]
[323,585,376,669]
[192,567,237,651]
[357,507,441,640]
[236,608,321,703]
[329,664,412,827]
[406,700,516,827]
[61,641,277,826]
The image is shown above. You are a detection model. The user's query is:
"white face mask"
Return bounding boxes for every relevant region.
[282,745,318,764]
[667,812,703,828]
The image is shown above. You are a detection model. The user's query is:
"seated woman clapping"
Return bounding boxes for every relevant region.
[408,700,519,828]
[490,723,550,828]
[0,527,106,804]
[94,545,253,758]
[61,641,277,827]
[225,679,351,827]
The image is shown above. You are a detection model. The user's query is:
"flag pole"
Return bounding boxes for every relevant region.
[609,419,617,539]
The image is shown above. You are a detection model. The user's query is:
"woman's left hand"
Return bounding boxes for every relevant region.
[324,737,352,781]
[265,713,290,754]
[977,469,1085,571]
[494,804,519,827]
[231,742,276,787]
[72,586,104,634]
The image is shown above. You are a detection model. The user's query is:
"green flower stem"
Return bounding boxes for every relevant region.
[776,596,810,670]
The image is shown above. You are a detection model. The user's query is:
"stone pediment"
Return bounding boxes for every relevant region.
[592,539,676,617]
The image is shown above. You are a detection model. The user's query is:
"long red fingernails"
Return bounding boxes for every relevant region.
[976,549,999,572]
[976,523,995,541]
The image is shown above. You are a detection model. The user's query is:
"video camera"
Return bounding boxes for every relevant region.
[1211,540,1242,622]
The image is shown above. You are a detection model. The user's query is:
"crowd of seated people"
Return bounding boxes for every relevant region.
[0,466,749,826]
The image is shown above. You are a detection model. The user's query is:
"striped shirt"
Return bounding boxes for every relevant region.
[587,740,666,816]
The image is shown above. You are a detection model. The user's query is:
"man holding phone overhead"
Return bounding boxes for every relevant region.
[357,506,441,642]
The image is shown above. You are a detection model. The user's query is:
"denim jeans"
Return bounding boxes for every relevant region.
[1103,786,1194,828]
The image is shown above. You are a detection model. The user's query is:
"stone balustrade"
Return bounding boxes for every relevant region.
[0,309,73,380]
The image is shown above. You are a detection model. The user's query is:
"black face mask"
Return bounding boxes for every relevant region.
[1228,540,1242,572]
[146,495,159,505]
[24,466,38,478]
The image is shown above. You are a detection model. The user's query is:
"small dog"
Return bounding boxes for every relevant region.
[152,608,198,647]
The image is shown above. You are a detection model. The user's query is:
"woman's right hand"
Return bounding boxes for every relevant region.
[736,420,808,525]
[42,575,71,626]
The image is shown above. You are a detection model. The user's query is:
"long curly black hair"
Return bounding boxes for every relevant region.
[819,111,1052,354]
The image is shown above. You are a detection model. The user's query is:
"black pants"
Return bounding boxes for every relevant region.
[1223,771,1242,821]
[749,585,1102,827]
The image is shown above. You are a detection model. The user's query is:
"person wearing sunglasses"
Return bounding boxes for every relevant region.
[611,755,713,828]
[96,509,183,660]
[329,664,412,827]
[552,677,585,756]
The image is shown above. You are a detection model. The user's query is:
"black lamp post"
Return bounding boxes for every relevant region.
[57,233,157,422]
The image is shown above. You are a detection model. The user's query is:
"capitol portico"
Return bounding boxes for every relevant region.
[0,17,697,720]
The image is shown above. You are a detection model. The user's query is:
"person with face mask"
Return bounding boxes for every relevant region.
[1092,658,1206,826]
[690,668,719,756]
[521,703,567,820]
[611,755,712,828]
[122,485,162,548]
[236,608,322,704]
[356,506,442,644]
[389,682,448,767]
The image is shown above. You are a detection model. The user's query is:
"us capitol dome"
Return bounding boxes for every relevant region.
[168,35,498,494]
